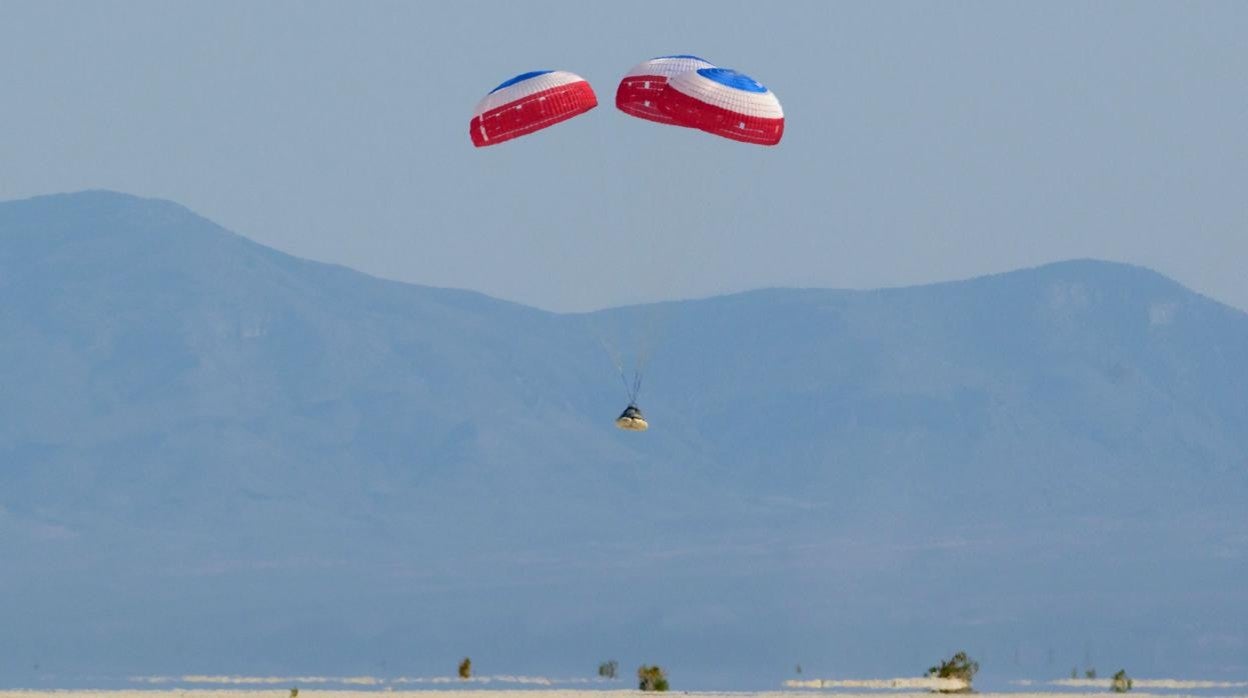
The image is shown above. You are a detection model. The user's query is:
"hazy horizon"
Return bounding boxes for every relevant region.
[6,188,1246,317]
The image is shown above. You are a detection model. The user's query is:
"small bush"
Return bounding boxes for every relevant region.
[927,651,979,693]
[1111,670,1132,693]
[458,657,472,680]
[290,689,298,698]
[638,664,669,691]
[1086,668,1097,680]
[599,660,618,679]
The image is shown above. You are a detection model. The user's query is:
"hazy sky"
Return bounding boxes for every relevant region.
[2,1,1245,312]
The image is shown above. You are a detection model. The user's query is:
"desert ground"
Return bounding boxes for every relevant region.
[3,690,1248,698]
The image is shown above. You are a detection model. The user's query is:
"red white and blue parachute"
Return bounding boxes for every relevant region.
[470,70,598,147]
[468,60,785,430]
[615,55,715,126]
[660,67,784,146]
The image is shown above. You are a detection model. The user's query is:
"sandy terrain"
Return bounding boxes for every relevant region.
[3,690,1248,698]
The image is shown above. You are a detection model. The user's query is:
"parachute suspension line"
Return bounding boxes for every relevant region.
[598,334,637,402]
[627,302,668,405]
[634,309,656,378]
[598,335,624,375]
[628,346,643,404]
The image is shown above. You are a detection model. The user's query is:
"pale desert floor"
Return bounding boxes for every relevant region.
[3,691,1248,698]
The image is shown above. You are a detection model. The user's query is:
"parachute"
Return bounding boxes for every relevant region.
[615,58,784,146]
[470,70,597,147]
[615,55,715,126]
[615,404,649,431]
[468,58,784,431]
[660,67,784,145]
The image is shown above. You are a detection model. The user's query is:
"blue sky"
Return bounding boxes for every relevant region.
[1,0,1245,312]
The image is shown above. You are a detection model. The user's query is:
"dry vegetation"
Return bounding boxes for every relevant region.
[927,651,979,693]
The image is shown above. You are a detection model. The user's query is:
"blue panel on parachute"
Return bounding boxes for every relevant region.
[490,70,554,93]
[697,67,768,93]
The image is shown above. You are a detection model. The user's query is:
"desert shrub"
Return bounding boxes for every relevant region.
[927,651,979,693]
[1111,670,1132,693]
[290,689,298,698]
[458,657,472,679]
[638,664,669,691]
[1086,668,1097,679]
[598,660,618,679]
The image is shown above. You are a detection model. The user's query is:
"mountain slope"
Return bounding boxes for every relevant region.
[1,192,1245,687]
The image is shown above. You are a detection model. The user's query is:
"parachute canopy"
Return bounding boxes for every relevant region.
[615,404,649,431]
[660,67,784,145]
[615,55,715,126]
[470,70,597,147]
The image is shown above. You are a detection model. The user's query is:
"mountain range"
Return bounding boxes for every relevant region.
[1,191,1245,688]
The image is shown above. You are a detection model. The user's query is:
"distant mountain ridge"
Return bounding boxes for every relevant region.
[1,191,1245,688]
